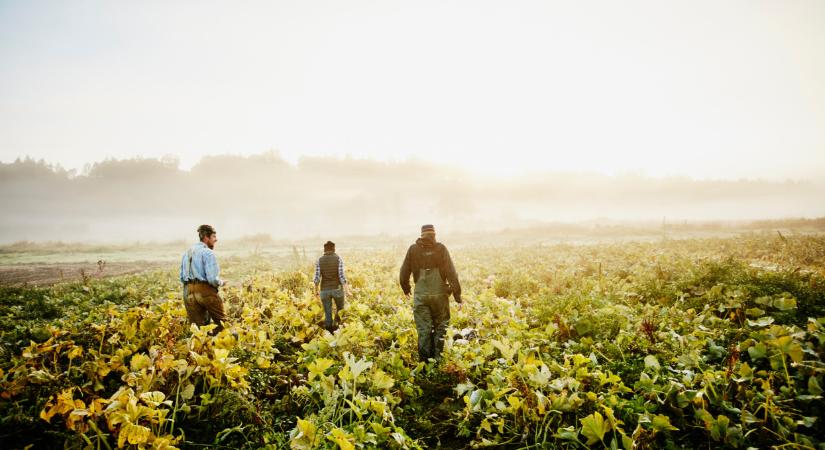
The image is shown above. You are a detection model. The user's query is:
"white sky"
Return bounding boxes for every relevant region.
[1,0,824,180]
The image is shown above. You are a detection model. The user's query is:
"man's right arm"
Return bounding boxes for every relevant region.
[313,259,321,296]
[179,252,187,284]
[399,246,413,296]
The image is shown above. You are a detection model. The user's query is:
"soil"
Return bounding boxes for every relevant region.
[0,261,168,286]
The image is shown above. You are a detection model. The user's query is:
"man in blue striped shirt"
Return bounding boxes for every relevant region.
[180,224,227,333]
[313,241,349,331]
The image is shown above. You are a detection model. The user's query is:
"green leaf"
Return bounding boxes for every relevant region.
[491,338,520,361]
[754,296,773,306]
[469,389,484,407]
[710,415,730,441]
[741,410,760,424]
[748,343,767,360]
[736,362,753,381]
[650,414,678,432]
[787,343,803,363]
[745,307,765,317]
[370,422,390,436]
[621,432,633,450]
[181,383,195,401]
[635,372,655,392]
[553,426,579,441]
[799,416,817,428]
[809,377,823,396]
[770,336,803,363]
[773,296,797,311]
[695,409,714,427]
[580,412,608,445]
[574,318,593,336]
[644,355,660,371]
[746,317,774,327]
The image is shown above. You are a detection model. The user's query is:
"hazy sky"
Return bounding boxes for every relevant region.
[1,0,824,179]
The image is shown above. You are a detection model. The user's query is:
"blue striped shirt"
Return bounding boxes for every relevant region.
[180,242,222,287]
[314,254,347,286]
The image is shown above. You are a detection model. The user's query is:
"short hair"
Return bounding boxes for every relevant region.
[198,224,216,240]
[323,241,335,251]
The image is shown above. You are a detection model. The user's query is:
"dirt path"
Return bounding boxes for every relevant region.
[0,261,170,286]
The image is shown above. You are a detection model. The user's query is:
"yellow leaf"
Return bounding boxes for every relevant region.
[256,356,271,368]
[125,422,151,445]
[328,428,355,450]
[118,423,129,448]
[297,418,316,439]
[55,388,76,414]
[68,346,83,360]
[307,358,335,381]
[507,395,521,410]
[89,398,108,415]
[130,353,151,372]
[180,383,195,401]
[371,369,395,390]
[291,417,318,449]
[580,411,608,445]
[369,400,386,417]
[67,409,89,431]
[39,403,57,423]
[139,391,166,406]
[189,352,210,367]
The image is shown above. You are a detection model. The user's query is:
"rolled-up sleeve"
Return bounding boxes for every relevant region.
[338,258,347,285]
[179,253,187,283]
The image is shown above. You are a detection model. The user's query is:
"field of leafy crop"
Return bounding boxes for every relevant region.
[1,233,824,449]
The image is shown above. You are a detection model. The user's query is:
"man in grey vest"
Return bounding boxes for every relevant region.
[313,241,349,332]
[400,224,462,362]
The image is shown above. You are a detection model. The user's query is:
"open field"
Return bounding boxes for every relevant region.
[0,262,170,287]
[2,218,823,284]
[1,231,824,449]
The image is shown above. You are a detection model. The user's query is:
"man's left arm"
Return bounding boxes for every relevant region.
[313,259,321,296]
[204,251,223,288]
[442,246,462,303]
[338,257,350,294]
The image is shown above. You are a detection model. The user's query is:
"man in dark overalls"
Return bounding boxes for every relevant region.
[313,241,349,332]
[400,224,462,362]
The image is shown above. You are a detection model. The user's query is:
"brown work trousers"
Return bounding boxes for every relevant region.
[184,282,226,333]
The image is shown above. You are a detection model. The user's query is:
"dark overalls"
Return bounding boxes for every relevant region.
[413,266,451,361]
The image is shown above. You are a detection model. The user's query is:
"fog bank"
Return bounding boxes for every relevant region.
[1,153,823,243]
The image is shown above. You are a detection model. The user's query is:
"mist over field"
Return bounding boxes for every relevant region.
[1,153,823,244]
